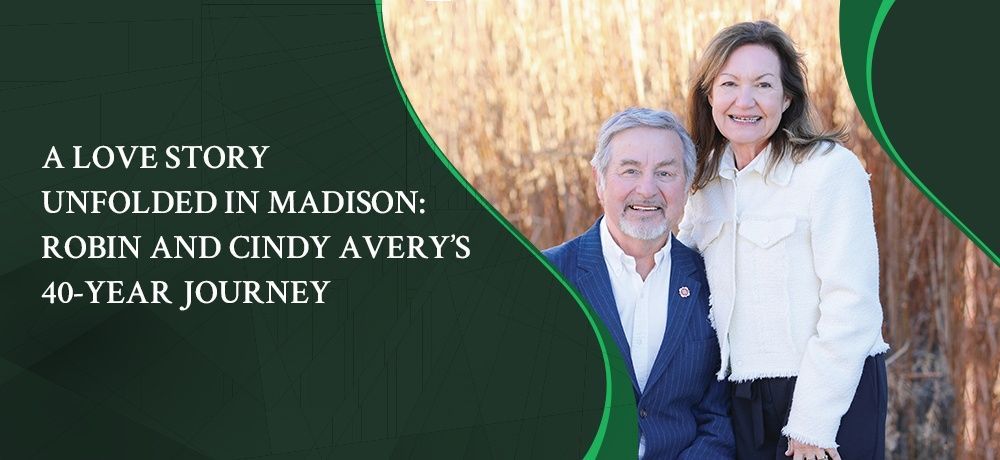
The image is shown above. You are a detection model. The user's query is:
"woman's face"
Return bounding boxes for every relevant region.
[709,44,790,156]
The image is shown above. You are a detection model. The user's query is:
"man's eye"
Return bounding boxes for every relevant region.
[622,169,639,176]
[656,171,674,177]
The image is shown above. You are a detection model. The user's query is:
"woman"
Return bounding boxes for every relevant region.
[678,21,890,460]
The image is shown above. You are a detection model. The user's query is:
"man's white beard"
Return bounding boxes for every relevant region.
[619,215,669,241]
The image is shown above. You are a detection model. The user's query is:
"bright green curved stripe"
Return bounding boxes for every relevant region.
[374,2,636,458]
[845,0,999,265]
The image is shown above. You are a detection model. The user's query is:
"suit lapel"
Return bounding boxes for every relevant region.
[643,237,700,393]
[575,220,640,394]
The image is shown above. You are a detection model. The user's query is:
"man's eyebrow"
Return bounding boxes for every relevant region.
[616,159,679,168]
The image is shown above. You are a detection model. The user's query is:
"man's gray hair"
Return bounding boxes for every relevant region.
[591,107,696,190]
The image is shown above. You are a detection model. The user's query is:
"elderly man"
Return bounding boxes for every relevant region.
[544,108,734,459]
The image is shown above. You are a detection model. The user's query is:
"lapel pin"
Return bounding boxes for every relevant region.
[679,286,690,298]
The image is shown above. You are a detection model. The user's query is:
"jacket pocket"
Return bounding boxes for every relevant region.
[691,219,724,252]
[737,217,795,249]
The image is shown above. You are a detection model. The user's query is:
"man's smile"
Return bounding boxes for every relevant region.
[626,203,664,212]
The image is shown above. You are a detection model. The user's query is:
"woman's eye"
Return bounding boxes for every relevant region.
[720,81,736,87]
[757,82,773,88]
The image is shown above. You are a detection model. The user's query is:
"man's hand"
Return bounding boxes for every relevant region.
[785,438,840,460]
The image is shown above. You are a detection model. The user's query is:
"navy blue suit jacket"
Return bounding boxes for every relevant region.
[544,219,734,459]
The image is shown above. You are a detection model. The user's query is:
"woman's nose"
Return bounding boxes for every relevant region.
[736,87,755,108]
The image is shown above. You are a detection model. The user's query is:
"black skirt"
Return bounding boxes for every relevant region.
[730,353,887,460]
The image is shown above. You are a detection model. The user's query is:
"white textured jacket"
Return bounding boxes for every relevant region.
[678,142,890,448]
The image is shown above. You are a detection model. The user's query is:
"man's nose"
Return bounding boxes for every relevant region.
[634,173,658,196]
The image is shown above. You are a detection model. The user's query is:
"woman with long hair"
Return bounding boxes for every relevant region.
[679,21,889,460]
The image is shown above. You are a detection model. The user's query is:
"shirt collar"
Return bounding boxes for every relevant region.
[717,143,794,186]
[599,217,671,276]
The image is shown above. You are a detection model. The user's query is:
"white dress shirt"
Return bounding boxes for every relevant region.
[600,218,672,391]
[678,143,890,448]
[600,218,672,459]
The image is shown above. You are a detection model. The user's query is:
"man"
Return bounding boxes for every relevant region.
[544,108,734,459]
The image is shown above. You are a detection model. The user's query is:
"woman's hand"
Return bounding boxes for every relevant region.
[785,438,840,460]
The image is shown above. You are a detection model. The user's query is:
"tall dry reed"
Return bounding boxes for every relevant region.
[385,1,1000,457]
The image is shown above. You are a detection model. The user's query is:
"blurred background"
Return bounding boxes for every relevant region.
[384,1,1000,458]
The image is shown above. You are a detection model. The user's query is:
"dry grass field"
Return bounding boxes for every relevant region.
[385,1,1000,458]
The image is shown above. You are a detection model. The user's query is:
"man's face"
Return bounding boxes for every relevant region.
[597,127,687,245]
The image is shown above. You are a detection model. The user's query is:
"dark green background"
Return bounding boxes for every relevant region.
[842,0,999,263]
[0,2,622,458]
[873,2,999,256]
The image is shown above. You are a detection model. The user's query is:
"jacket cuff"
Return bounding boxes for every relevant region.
[780,425,839,449]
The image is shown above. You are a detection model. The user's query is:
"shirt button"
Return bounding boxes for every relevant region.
[640,408,648,418]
